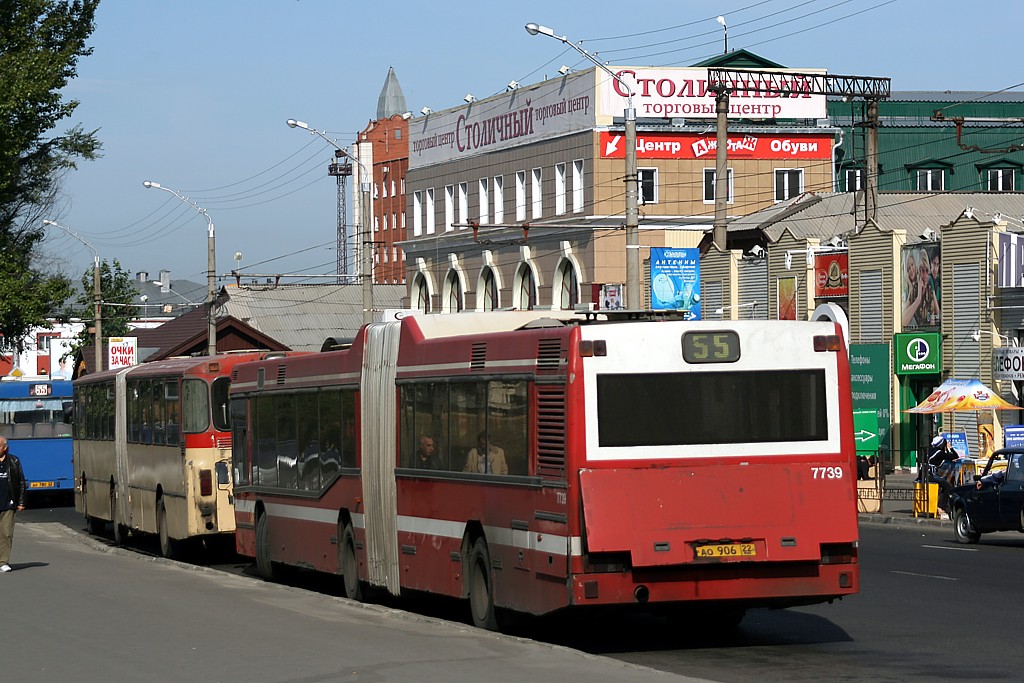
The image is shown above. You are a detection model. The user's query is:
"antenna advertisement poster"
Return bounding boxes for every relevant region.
[650,247,700,319]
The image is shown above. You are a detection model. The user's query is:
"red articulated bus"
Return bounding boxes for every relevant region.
[229,311,859,630]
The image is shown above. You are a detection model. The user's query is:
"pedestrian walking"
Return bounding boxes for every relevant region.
[0,436,27,572]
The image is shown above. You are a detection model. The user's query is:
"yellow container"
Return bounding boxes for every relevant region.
[913,482,939,517]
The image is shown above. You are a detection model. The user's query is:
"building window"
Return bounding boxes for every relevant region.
[555,259,579,310]
[555,162,567,215]
[458,182,468,228]
[444,269,464,313]
[382,214,388,231]
[478,178,489,224]
[703,168,733,204]
[426,188,435,234]
[515,171,526,222]
[413,273,431,313]
[479,266,499,311]
[988,168,1015,192]
[514,263,537,310]
[916,169,944,191]
[413,191,423,237]
[444,185,454,232]
[572,159,584,213]
[493,176,504,223]
[381,182,388,199]
[531,168,543,219]
[845,168,864,192]
[638,168,658,204]
[774,169,803,202]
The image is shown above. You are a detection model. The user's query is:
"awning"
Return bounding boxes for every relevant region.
[905,378,1021,413]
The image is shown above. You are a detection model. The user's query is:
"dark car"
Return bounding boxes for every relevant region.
[948,448,1024,544]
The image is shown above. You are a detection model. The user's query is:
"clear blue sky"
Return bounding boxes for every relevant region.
[46,0,1024,290]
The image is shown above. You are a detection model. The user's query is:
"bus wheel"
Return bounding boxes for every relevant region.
[467,537,499,631]
[157,499,179,560]
[111,489,129,546]
[255,512,275,580]
[340,524,364,602]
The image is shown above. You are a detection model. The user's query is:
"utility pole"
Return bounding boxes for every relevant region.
[356,142,374,325]
[713,90,730,250]
[43,220,102,371]
[525,23,640,309]
[287,119,373,325]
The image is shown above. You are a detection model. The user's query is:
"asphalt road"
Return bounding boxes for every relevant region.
[17,503,1024,682]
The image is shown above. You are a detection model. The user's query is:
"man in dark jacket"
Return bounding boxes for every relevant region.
[927,435,960,518]
[0,436,26,572]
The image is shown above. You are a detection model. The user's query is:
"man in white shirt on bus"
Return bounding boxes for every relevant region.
[464,431,508,475]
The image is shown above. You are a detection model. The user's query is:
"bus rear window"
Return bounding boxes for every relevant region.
[596,370,827,447]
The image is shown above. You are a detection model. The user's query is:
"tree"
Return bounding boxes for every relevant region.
[0,1,101,355]
[68,259,140,357]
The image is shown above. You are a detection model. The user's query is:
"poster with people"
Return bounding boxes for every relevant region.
[901,244,941,328]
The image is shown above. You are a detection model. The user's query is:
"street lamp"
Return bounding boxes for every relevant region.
[716,16,729,54]
[142,181,218,357]
[525,22,641,310]
[43,219,102,372]
[286,118,373,325]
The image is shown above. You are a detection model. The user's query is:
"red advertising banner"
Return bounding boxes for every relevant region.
[600,132,833,160]
[814,252,849,297]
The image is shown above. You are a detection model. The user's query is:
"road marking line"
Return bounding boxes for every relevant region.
[891,570,958,581]
[921,544,978,552]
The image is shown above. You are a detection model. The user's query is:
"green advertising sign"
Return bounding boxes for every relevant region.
[893,332,942,375]
[853,409,881,454]
[850,343,891,450]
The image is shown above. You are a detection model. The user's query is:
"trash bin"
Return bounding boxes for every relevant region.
[913,482,938,518]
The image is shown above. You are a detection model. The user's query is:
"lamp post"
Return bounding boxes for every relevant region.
[43,219,102,372]
[287,118,373,325]
[525,22,640,310]
[142,181,218,357]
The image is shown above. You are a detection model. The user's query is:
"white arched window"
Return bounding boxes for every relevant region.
[443,268,465,313]
[412,273,432,313]
[553,258,580,310]
[513,262,538,310]
[477,266,500,311]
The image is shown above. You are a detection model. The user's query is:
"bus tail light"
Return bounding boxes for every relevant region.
[579,339,607,357]
[813,334,842,352]
[199,469,213,496]
[820,542,858,565]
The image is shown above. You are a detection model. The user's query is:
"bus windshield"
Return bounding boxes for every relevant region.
[0,397,72,439]
[596,369,828,447]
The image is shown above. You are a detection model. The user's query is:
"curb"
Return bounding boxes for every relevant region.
[858,512,951,527]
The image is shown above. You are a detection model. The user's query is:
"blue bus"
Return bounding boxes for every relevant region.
[0,378,74,499]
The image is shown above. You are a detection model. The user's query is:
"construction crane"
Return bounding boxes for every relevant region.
[328,150,353,283]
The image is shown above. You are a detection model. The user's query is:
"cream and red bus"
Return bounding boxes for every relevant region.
[229,312,859,630]
[74,353,281,558]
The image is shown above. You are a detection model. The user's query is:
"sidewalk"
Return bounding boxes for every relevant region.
[856,468,953,528]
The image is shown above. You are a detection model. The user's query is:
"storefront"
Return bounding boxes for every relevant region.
[894,332,942,469]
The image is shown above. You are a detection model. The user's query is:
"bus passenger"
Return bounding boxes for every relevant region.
[415,435,440,470]
[464,432,508,475]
